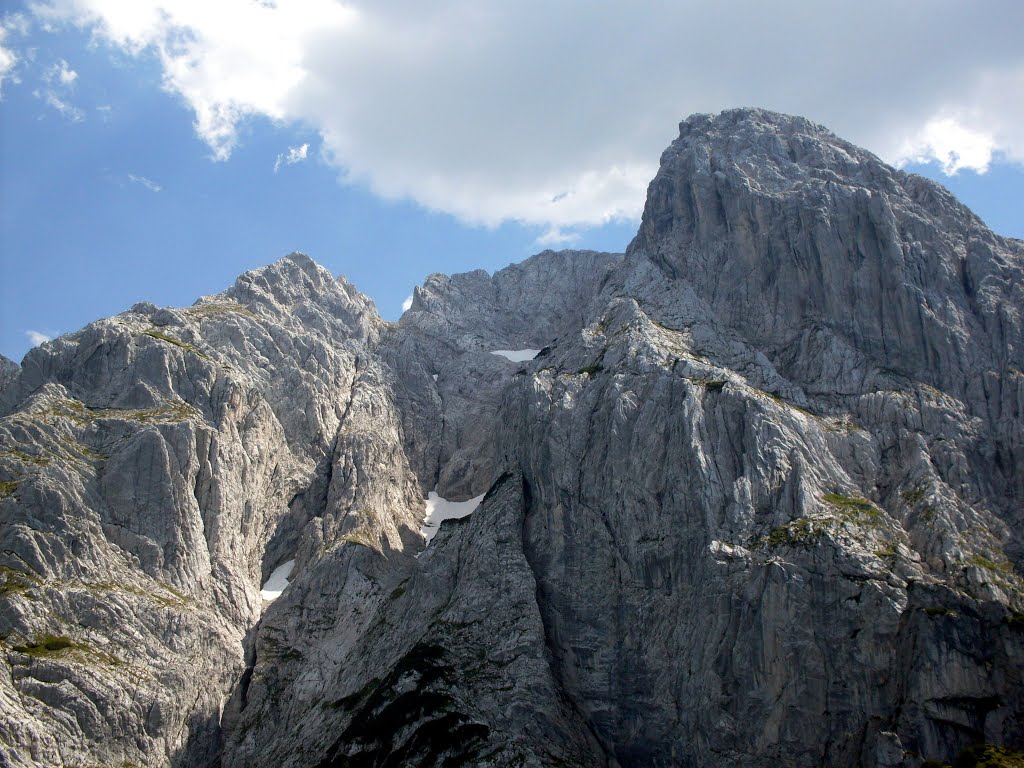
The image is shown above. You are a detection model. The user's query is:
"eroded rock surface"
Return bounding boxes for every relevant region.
[1,109,1022,768]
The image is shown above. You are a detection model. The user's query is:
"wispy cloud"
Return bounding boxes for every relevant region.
[401,294,414,312]
[48,58,76,85]
[25,330,53,346]
[35,57,83,120]
[274,142,309,173]
[0,17,25,97]
[128,173,162,192]
[37,88,83,120]
[536,227,580,247]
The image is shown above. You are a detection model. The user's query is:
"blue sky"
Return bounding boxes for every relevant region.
[1,1,1022,363]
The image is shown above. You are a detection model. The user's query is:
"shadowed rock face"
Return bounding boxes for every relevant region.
[1,110,1022,768]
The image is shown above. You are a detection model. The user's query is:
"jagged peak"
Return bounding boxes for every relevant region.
[224,252,380,335]
[629,108,1024,400]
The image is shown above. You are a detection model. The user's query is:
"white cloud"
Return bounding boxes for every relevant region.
[25,330,53,346]
[37,88,84,120]
[536,227,580,247]
[894,117,995,175]
[27,0,1024,229]
[274,142,309,173]
[53,58,76,85]
[42,58,78,86]
[3,13,30,37]
[128,173,161,192]
[35,57,83,119]
[0,16,27,96]
[401,294,413,312]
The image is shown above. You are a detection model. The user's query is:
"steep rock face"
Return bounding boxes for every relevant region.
[495,111,1024,765]
[632,109,1023,402]
[1,110,1022,768]
[499,301,1023,765]
[0,356,17,399]
[0,254,421,767]
[382,249,621,499]
[225,471,611,768]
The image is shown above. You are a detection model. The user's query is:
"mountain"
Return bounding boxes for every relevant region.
[0,109,1021,768]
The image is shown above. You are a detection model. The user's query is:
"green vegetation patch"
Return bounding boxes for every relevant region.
[766,391,815,418]
[753,517,825,549]
[8,633,122,667]
[340,529,380,551]
[0,448,50,468]
[823,492,882,524]
[952,743,1024,768]
[78,580,190,610]
[821,415,861,434]
[89,401,200,425]
[753,494,888,550]
[56,435,107,462]
[967,554,1015,575]
[0,480,18,499]
[11,634,80,657]
[141,328,209,359]
[901,485,927,505]
[922,607,957,618]
[24,395,199,427]
[0,565,41,598]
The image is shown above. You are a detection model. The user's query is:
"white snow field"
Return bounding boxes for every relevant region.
[491,349,541,362]
[421,491,485,543]
[260,559,296,601]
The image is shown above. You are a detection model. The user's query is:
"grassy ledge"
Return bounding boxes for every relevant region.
[141,328,210,359]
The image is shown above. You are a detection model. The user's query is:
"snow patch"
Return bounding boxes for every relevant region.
[421,491,484,543]
[432,374,438,381]
[491,349,541,362]
[260,559,295,601]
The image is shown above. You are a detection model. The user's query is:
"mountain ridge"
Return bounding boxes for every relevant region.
[0,108,1021,768]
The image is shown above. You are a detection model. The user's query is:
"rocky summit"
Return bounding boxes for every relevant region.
[1,109,1022,768]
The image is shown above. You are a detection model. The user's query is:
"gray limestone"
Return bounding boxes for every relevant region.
[0,109,1021,768]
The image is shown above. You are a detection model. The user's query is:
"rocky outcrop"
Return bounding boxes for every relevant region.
[382,249,621,499]
[1,110,1022,768]
[0,356,17,400]
[631,109,1023,403]
[0,255,421,767]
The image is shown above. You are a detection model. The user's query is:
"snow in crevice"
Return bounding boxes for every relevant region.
[421,491,484,544]
[260,559,295,601]
[491,349,541,362]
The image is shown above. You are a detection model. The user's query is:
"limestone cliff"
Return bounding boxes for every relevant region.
[1,109,1021,768]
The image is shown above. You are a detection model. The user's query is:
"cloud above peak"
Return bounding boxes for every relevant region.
[27,0,1024,229]
[274,142,309,173]
[25,330,53,346]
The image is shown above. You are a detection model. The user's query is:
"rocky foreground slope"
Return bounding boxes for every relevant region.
[1,109,1022,768]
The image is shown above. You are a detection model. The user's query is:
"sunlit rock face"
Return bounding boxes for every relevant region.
[1,110,1022,768]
